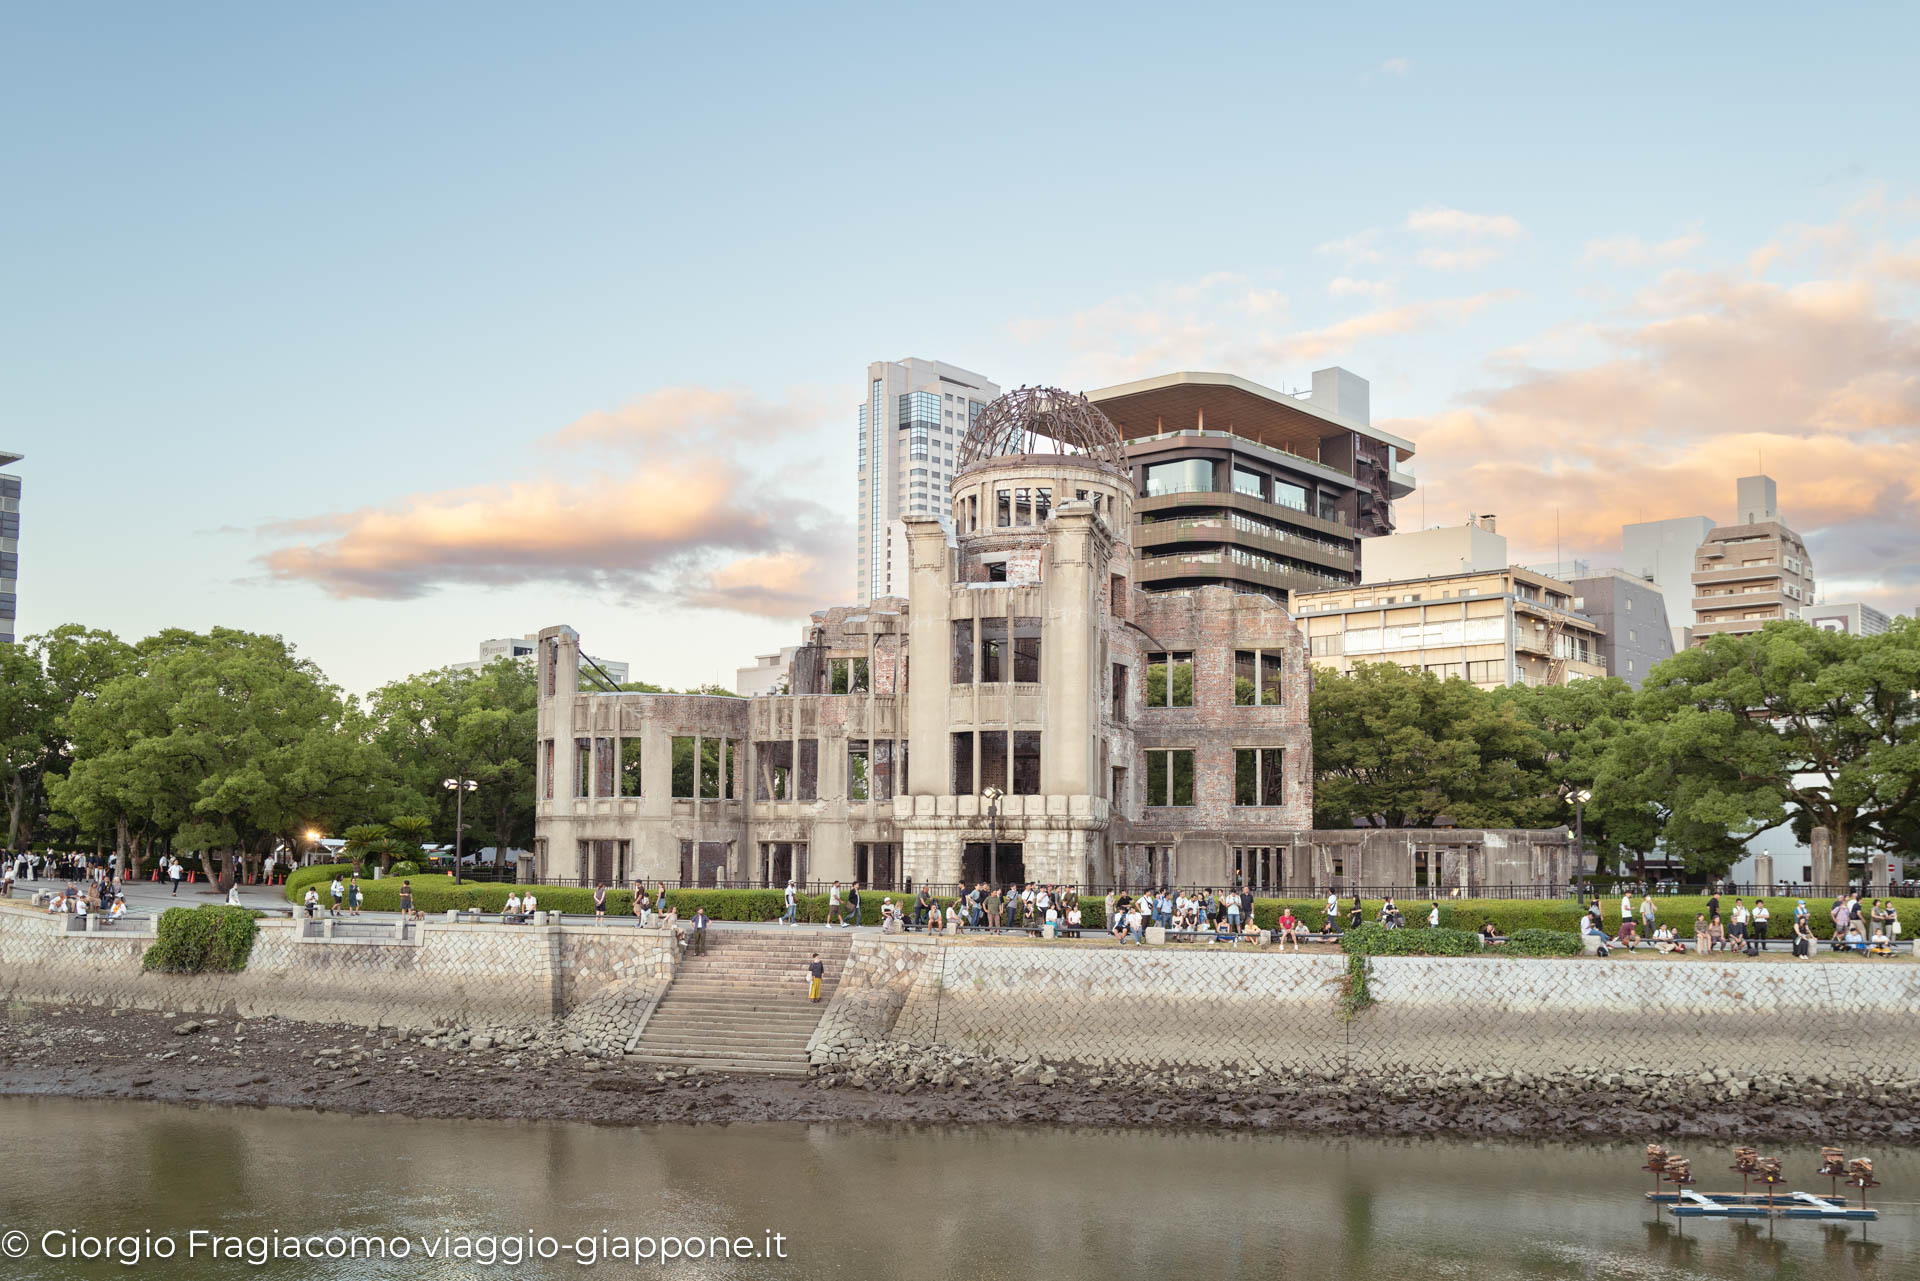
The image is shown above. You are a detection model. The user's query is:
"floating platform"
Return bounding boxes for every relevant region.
[1648,1190,1876,1220]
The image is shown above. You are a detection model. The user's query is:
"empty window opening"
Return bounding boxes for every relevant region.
[797,740,819,801]
[980,616,1007,683]
[1012,731,1041,795]
[829,657,870,694]
[619,737,643,797]
[1144,748,1194,806]
[1146,652,1194,707]
[700,737,735,800]
[574,738,592,798]
[951,619,976,684]
[1012,616,1042,682]
[755,740,793,801]
[1234,747,1286,806]
[672,736,697,798]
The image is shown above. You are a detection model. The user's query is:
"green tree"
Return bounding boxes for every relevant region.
[1311,663,1550,829]
[1636,619,1920,884]
[342,823,391,874]
[387,815,434,869]
[1491,677,1642,871]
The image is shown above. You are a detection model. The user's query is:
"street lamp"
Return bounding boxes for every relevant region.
[1563,786,1593,899]
[443,777,478,885]
[304,829,322,872]
[981,785,1004,889]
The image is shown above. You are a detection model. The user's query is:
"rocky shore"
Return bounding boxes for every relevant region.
[4,1002,1914,1144]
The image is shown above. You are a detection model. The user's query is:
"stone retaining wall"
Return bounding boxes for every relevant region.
[0,903,675,1035]
[813,936,1920,1079]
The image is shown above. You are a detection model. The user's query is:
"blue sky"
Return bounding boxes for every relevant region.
[7,2,1919,693]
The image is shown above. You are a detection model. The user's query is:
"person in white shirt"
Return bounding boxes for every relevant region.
[168,860,183,896]
[1325,891,1339,926]
[1427,903,1441,927]
[521,891,537,920]
[226,884,242,906]
[1751,899,1771,950]
[783,880,798,926]
[303,887,320,917]
[1621,892,1634,923]
[504,891,522,920]
[1065,905,1082,938]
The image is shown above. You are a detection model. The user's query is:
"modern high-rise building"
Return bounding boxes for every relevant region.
[0,451,20,645]
[1806,602,1891,636]
[1621,514,1715,651]
[856,358,1001,603]
[1688,475,1814,644]
[1085,367,1414,602]
[1568,570,1674,688]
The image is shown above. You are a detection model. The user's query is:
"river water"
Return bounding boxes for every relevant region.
[0,1098,1911,1279]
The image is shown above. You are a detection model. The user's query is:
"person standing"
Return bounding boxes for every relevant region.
[169,859,182,897]
[986,884,1003,934]
[783,879,798,927]
[847,882,862,929]
[914,886,932,930]
[593,881,608,920]
[329,874,344,915]
[1640,894,1657,936]
[1751,898,1770,951]
[632,880,646,927]
[692,907,709,956]
[806,952,824,1003]
[827,881,845,927]
[398,880,414,920]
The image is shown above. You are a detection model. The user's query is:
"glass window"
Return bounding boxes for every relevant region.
[1145,652,1194,706]
[1232,467,1264,498]
[1144,459,1213,497]
[1273,480,1308,511]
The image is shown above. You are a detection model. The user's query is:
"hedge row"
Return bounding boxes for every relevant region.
[275,876,1916,942]
[143,905,261,973]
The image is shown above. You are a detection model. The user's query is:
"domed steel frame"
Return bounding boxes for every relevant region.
[956,385,1129,475]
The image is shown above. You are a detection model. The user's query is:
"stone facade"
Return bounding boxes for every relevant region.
[532,388,1568,894]
[814,934,1920,1079]
[0,902,675,1037]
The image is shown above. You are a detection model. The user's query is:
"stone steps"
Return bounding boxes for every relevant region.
[626,932,848,1073]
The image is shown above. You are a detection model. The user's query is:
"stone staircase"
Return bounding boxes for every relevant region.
[626,928,851,1076]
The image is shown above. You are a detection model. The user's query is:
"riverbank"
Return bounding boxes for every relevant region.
[6,1001,1916,1144]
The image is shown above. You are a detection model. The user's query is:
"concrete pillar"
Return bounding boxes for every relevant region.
[904,516,952,797]
[1044,508,1101,797]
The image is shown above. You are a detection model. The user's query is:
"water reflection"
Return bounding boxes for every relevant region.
[0,1099,1909,1280]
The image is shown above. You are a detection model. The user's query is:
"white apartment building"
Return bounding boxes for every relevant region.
[1622,514,1716,651]
[452,635,630,685]
[856,358,1000,602]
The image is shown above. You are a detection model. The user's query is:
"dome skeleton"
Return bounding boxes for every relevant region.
[956,386,1129,476]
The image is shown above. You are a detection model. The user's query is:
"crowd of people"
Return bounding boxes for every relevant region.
[1580,889,1906,959]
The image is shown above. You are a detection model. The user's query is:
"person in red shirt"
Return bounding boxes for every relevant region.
[1276,908,1302,952]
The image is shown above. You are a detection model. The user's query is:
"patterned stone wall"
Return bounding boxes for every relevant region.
[0,904,675,1033]
[814,936,1920,1080]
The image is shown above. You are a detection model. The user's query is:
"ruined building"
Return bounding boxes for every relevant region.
[534,387,1571,893]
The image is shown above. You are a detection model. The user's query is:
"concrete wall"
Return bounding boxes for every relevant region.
[0,903,675,1035]
[813,935,1919,1080]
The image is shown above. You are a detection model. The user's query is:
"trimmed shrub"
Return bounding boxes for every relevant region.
[143,905,261,973]
[1340,923,1483,956]
[389,860,421,877]
[1503,928,1585,956]
[285,863,352,901]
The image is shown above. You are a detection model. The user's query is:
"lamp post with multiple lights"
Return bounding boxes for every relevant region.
[443,777,478,884]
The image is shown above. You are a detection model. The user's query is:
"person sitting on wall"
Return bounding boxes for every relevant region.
[303,886,320,918]
[1478,920,1499,947]
[1242,918,1263,947]
[1652,923,1680,954]
[1791,913,1815,958]
[1842,921,1868,953]
[1276,907,1303,953]
[1692,914,1710,955]
[1065,904,1082,939]
[1580,912,1611,957]
[503,891,523,923]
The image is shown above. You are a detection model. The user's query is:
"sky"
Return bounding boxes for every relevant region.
[6,2,1919,695]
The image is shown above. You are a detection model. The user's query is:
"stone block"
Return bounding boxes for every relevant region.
[1145,925,1167,945]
